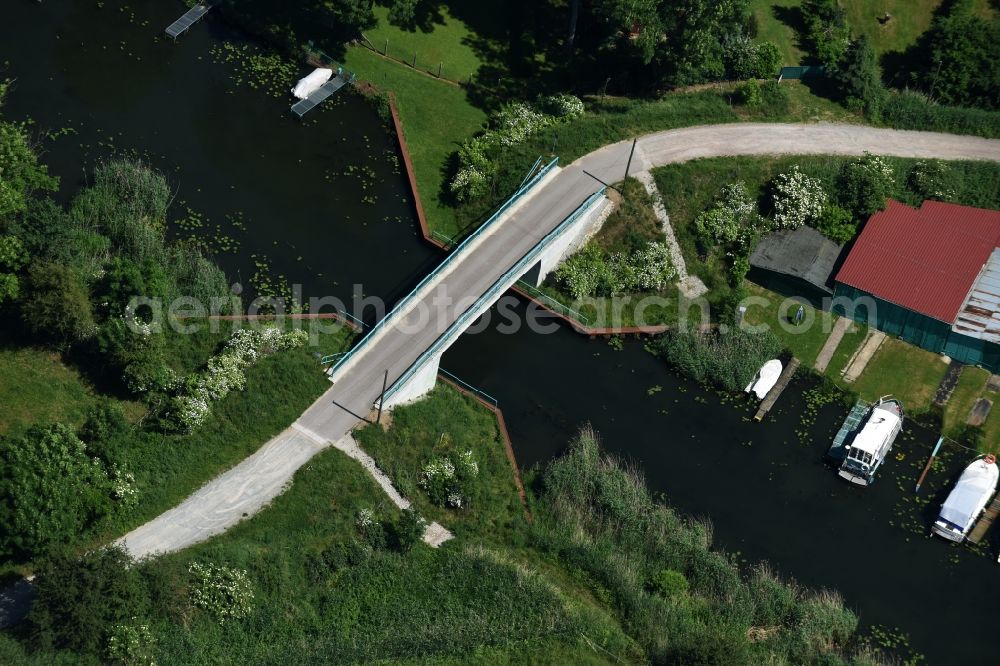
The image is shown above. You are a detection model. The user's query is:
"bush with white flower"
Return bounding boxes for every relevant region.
[110,464,139,508]
[838,152,895,218]
[540,93,585,118]
[420,448,479,509]
[695,181,763,250]
[633,242,678,290]
[449,94,584,202]
[106,619,156,666]
[556,240,678,298]
[189,562,254,623]
[769,166,828,229]
[167,326,308,431]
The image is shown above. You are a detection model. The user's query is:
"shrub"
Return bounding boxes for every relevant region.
[188,562,254,623]
[20,262,96,347]
[769,166,828,229]
[694,181,762,250]
[106,620,156,666]
[650,569,689,598]
[907,159,956,201]
[831,35,886,118]
[556,241,677,298]
[27,545,148,656]
[814,204,855,244]
[356,507,388,550]
[739,79,763,107]
[837,153,894,219]
[540,93,585,118]
[881,91,1000,139]
[390,508,427,552]
[79,399,129,443]
[0,424,115,558]
[420,449,479,509]
[725,36,782,79]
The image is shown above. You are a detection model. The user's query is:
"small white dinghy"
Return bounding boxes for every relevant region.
[745,359,782,400]
[932,455,999,543]
[291,68,333,99]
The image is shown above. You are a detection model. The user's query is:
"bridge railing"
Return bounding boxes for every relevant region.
[327,156,560,379]
[383,187,607,404]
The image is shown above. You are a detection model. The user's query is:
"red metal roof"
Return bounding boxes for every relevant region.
[834,200,1000,323]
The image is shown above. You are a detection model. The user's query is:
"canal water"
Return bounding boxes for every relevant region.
[2,2,997,663]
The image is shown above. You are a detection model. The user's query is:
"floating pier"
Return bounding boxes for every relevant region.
[753,357,800,421]
[967,493,1000,545]
[165,2,213,39]
[826,399,871,463]
[291,72,353,118]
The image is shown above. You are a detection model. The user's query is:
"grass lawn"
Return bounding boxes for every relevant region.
[751,0,805,65]
[827,319,868,376]
[943,365,990,437]
[355,383,524,539]
[842,0,940,55]
[0,346,100,436]
[342,45,486,238]
[363,4,483,83]
[850,337,949,413]
[743,282,837,366]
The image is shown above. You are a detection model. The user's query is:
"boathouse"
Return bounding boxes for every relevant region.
[832,200,1000,372]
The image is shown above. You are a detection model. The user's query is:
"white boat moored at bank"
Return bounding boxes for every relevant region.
[745,359,782,400]
[932,455,999,543]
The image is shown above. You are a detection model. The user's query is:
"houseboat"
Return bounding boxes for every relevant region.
[931,455,998,543]
[837,396,904,486]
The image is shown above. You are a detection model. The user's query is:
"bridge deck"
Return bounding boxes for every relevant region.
[165,3,212,39]
[291,75,350,118]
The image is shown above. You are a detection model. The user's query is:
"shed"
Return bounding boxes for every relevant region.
[749,226,844,303]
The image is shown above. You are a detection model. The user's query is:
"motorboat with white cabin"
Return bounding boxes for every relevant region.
[837,396,904,486]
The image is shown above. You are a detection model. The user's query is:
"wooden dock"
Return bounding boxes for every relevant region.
[826,399,871,463]
[967,493,1000,545]
[754,357,800,421]
[165,2,212,39]
[291,73,352,118]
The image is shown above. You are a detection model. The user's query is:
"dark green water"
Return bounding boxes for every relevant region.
[3,2,998,663]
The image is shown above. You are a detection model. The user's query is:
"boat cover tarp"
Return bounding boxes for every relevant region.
[851,406,900,455]
[292,68,333,99]
[745,359,783,399]
[939,459,998,529]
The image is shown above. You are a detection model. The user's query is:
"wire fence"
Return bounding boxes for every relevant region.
[359,33,474,85]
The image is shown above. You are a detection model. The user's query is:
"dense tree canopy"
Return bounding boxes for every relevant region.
[910,10,1000,110]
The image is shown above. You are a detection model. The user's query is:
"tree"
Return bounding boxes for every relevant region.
[0,424,113,558]
[831,35,886,117]
[388,0,419,26]
[0,120,58,219]
[913,12,1000,110]
[800,0,849,68]
[27,545,148,655]
[20,262,96,347]
[0,234,26,303]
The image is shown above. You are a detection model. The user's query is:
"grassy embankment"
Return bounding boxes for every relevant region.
[5,386,877,664]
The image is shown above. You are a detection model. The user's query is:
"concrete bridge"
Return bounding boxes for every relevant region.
[119,123,1000,558]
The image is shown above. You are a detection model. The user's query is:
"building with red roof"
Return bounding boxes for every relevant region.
[833,200,1000,372]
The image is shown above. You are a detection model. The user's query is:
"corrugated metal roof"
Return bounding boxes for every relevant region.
[834,200,1000,323]
[953,248,1000,343]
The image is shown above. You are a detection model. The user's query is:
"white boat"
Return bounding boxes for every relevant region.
[745,359,782,399]
[837,396,904,486]
[932,455,998,543]
[291,68,333,99]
